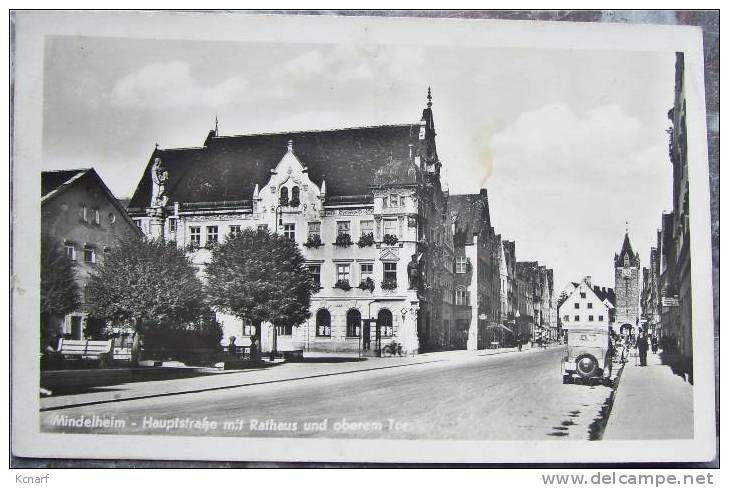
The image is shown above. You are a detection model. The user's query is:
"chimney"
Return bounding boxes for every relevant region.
[584,275,592,287]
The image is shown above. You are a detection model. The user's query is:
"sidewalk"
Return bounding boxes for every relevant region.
[40,346,541,411]
[603,350,693,440]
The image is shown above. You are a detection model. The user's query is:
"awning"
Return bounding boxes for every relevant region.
[485,323,514,334]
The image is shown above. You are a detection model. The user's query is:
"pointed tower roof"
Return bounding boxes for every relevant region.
[615,232,637,266]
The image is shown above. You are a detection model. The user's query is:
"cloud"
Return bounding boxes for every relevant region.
[108,61,249,109]
[274,45,425,87]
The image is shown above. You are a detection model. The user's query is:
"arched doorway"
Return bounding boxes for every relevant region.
[377,309,393,353]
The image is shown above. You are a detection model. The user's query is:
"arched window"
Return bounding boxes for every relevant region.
[290,186,300,206]
[378,309,393,337]
[279,186,289,205]
[316,309,331,337]
[346,309,361,337]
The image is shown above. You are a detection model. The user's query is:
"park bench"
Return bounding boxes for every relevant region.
[57,339,112,363]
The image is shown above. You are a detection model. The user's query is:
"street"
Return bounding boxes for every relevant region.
[41,347,615,440]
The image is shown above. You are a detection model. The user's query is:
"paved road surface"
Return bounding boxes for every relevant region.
[41,347,614,440]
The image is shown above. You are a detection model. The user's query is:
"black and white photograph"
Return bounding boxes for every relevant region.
[11,10,717,466]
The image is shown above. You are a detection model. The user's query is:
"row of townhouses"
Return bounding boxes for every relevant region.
[42,90,557,355]
[641,52,692,361]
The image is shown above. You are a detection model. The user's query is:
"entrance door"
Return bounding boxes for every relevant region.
[70,316,83,340]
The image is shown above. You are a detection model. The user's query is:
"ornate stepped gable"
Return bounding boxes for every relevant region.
[128,124,430,210]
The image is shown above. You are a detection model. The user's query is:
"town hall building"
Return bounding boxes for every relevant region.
[127,90,456,355]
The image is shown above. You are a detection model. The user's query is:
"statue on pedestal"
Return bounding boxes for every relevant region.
[151,157,169,208]
[407,254,421,290]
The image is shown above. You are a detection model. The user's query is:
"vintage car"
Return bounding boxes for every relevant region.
[561,325,614,385]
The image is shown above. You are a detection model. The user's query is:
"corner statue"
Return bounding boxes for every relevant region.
[151,157,169,208]
[408,254,421,290]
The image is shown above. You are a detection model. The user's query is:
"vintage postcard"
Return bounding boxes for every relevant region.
[11,11,716,464]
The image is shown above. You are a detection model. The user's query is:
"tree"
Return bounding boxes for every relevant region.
[86,235,207,339]
[40,235,80,349]
[205,228,313,349]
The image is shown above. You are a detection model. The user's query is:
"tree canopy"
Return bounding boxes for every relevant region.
[41,235,80,317]
[205,228,312,330]
[41,235,80,346]
[86,235,206,332]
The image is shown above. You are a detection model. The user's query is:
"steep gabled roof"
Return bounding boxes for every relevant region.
[450,190,492,245]
[42,167,142,235]
[128,124,422,209]
[41,169,89,199]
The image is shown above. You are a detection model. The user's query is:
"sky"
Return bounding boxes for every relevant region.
[42,35,676,291]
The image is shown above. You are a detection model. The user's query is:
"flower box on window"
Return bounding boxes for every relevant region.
[381,278,398,290]
[334,279,352,291]
[303,234,323,248]
[358,277,375,293]
[383,234,399,246]
[185,242,200,252]
[335,233,353,247]
[357,232,375,248]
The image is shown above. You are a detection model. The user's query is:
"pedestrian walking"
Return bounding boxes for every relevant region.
[516,333,523,352]
[637,330,649,366]
[651,334,658,354]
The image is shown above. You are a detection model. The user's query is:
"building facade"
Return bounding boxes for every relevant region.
[559,276,612,333]
[41,168,142,341]
[450,190,502,350]
[614,232,641,335]
[127,91,455,355]
[668,52,692,359]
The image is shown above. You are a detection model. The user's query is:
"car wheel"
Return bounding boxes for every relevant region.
[575,354,599,378]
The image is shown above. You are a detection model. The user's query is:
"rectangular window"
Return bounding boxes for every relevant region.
[83,246,95,264]
[64,244,76,261]
[308,222,321,239]
[189,226,201,246]
[360,220,374,237]
[133,219,142,228]
[169,219,177,234]
[242,322,256,336]
[276,324,293,336]
[229,225,241,237]
[456,288,469,306]
[563,315,569,322]
[580,292,586,298]
[93,209,100,225]
[336,264,350,282]
[598,315,604,321]
[399,195,406,207]
[587,302,593,309]
[382,196,388,208]
[390,194,399,207]
[284,223,295,241]
[81,205,88,223]
[207,225,219,244]
[337,221,350,236]
[456,256,467,274]
[589,315,594,321]
[574,303,580,309]
[383,219,397,237]
[384,262,397,282]
[574,315,580,321]
[308,265,321,289]
[360,263,373,284]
